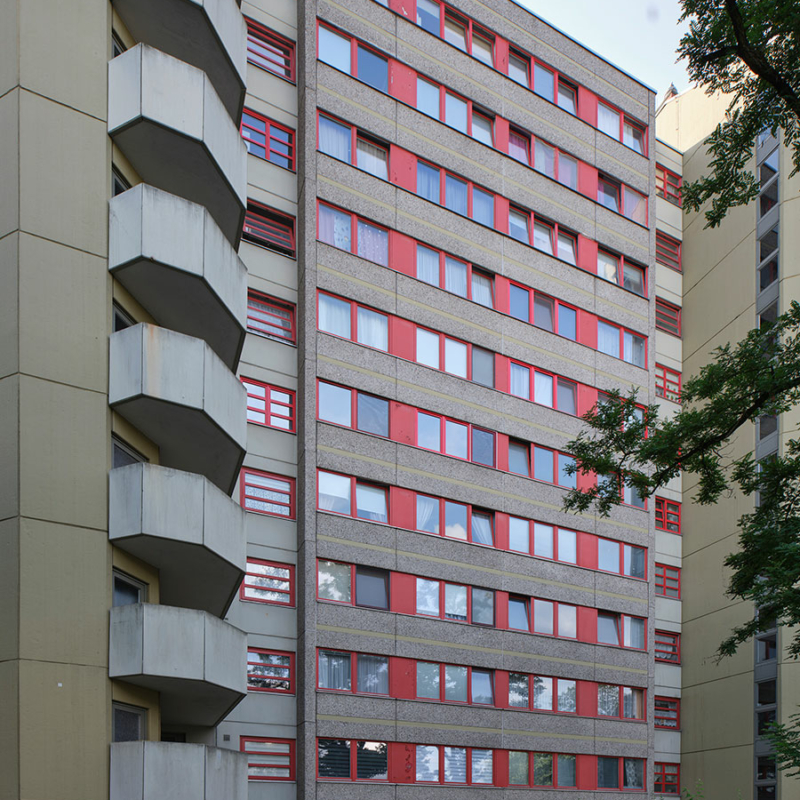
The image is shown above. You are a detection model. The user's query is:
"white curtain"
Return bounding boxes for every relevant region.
[416,495,439,533]
[624,331,645,367]
[597,321,620,358]
[509,363,530,399]
[444,420,467,459]
[559,154,578,190]
[319,294,351,338]
[356,139,387,180]
[417,245,440,286]
[417,162,440,203]
[471,513,493,545]
[319,116,351,161]
[319,651,351,690]
[356,307,388,351]
[472,272,493,307]
[356,654,388,694]
[445,93,468,133]
[535,140,556,177]
[357,221,388,266]
[534,371,554,406]
[416,328,440,369]
[319,205,351,251]
[509,131,529,164]
[444,338,467,378]
[445,257,467,297]
[533,222,554,254]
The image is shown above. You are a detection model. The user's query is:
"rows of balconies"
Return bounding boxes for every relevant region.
[107,0,249,794]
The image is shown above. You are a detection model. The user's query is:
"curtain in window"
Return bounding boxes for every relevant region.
[319,651,351,690]
[472,188,494,227]
[533,522,554,558]
[533,222,554,253]
[444,748,467,783]
[598,252,619,283]
[319,294,351,338]
[597,322,620,358]
[417,245,440,285]
[535,140,556,177]
[417,163,440,203]
[623,687,643,719]
[357,654,388,694]
[624,759,643,789]
[444,338,467,377]
[357,221,388,266]
[471,514,493,545]
[472,273,493,307]
[444,257,467,296]
[625,188,647,224]
[509,132,529,164]
[356,307,388,351]
[319,116,351,161]
[445,175,468,216]
[445,93,468,133]
[319,205,351,250]
[416,328,440,369]
[356,139,387,180]
[509,363,530,399]
[416,495,439,533]
[318,471,350,512]
[534,372,553,406]
[624,332,645,367]
[559,154,578,189]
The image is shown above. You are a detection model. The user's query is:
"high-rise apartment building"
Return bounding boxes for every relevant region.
[3,0,685,797]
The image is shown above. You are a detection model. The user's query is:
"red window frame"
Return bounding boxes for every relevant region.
[507,363,578,415]
[416,72,492,141]
[414,661,495,705]
[243,202,296,257]
[508,205,578,265]
[655,364,681,403]
[317,738,389,782]
[241,736,296,781]
[508,284,578,339]
[655,630,681,663]
[245,17,295,82]
[596,316,648,368]
[654,696,680,729]
[655,497,681,534]
[656,298,682,336]
[241,377,296,432]
[506,518,580,567]
[316,560,391,609]
[414,743,496,785]
[413,493,495,546]
[597,249,647,297]
[509,750,578,788]
[414,577,495,626]
[655,564,681,599]
[317,111,389,178]
[507,596,577,639]
[240,558,295,607]
[596,611,647,650]
[598,100,648,155]
[317,21,390,87]
[240,468,296,519]
[507,672,578,714]
[596,683,646,720]
[316,290,390,351]
[596,537,648,580]
[414,409,496,466]
[654,762,680,794]
[656,164,682,205]
[414,241,495,307]
[317,469,389,523]
[247,648,295,694]
[240,109,296,170]
[656,230,682,271]
[316,200,390,267]
[316,649,390,695]
[316,380,389,438]
[247,291,296,344]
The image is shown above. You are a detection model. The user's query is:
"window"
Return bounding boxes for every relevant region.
[241,737,295,781]
[597,612,645,649]
[318,470,388,524]
[508,50,529,87]
[318,739,388,781]
[112,436,145,468]
[508,519,577,564]
[656,164,682,205]
[471,29,494,66]
[508,751,576,788]
[415,495,493,546]
[596,539,646,579]
[241,110,295,170]
[415,579,494,625]
[318,113,389,180]
[534,62,555,102]
[242,378,295,432]
[597,103,620,139]
[598,250,647,297]
[508,597,576,638]
[317,291,388,349]
[318,650,389,694]
[472,111,493,145]
[415,744,494,784]
[113,571,146,606]
[655,497,681,534]
[656,298,682,336]
[112,703,145,742]
[317,381,389,437]
[758,224,779,292]
[243,202,296,257]
[415,411,495,467]
[655,564,681,598]
[246,18,295,81]
[241,559,295,606]
[624,120,646,154]
[416,661,494,705]
[111,32,126,59]
[508,674,577,714]
[509,129,530,165]
[655,630,680,663]
[597,318,647,367]
[624,186,648,224]
[656,231,682,271]
[357,44,388,92]
[318,24,351,72]
[654,763,680,795]
[598,757,644,789]
[317,203,389,266]
[598,177,620,213]
[597,684,645,719]
[416,0,441,35]
[240,469,295,518]
[655,364,681,403]
[247,292,296,344]
[111,166,130,196]
[558,80,577,114]
[247,649,294,693]
[317,562,390,609]
[654,696,680,729]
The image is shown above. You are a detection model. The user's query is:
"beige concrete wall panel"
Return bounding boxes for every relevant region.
[319,0,400,58]
[656,87,731,153]
[18,374,108,530]
[242,0,297,38]
[243,511,297,552]
[242,245,298,292]
[0,0,19,97]
[19,518,107,665]
[655,140,682,174]
[655,662,681,691]
[0,91,19,241]
[19,0,107,119]
[247,66,299,119]
[245,158,299,207]
[655,531,682,561]
[18,661,108,800]
[655,263,682,299]
[240,336,298,383]
[0,518,19,664]
[245,425,298,469]
[225,691,297,727]
[19,91,107,257]
[19,234,108,391]
[0,234,19,382]
[237,359,298,393]
[0,659,19,800]
[656,198,682,234]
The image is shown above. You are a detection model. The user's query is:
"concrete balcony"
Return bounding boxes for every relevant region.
[109,324,246,494]
[110,0,246,122]
[109,463,246,617]
[110,604,246,726]
[111,742,247,800]
[108,45,246,247]
[109,185,246,369]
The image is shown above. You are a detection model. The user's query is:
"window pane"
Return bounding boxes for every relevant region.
[444,501,468,540]
[357,393,389,437]
[319,471,351,514]
[417,162,440,203]
[625,187,647,225]
[357,46,388,93]
[533,522,554,559]
[623,759,644,789]
[598,321,620,358]
[357,741,388,780]
[472,113,493,145]
[509,751,529,784]
[597,612,620,645]
[472,429,495,468]
[418,412,441,451]
[559,604,577,638]
[471,511,494,544]
[472,346,494,387]
[598,684,619,716]
[534,63,555,102]
[318,739,350,778]
[598,756,619,788]
[510,363,530,399]
[598,179,619,212]
[558,528,577,563]
[472,750,493,784]
[417,244,440,286]
[356,306,388,350]
[558,305,577,339]
[533,752,553,786]
[318,560,351,602]
[558,83,577,114]
[509,53,529,86]
[624,122,645,154]
[356,140,388,181]
[558,380,577,414]
[443,747,467,783]
[598,103,620,139]
[534,446,553,482]
[509,674,528,707]
[509,442,530,476]
[509,209,529,243]
[319,205,352,251]
[598,539,620,573]
[445,174,468,215]
[356,484,387,523]
[444,257,467,296]
[416,494,440,534]
[356,566,388,608]
[472,188,494,227]
[417,661,440,698]
[533,599,554,635]
[445,93,468,133]
[416,578,440,616]
[416,0,440,35]
[471,670,493,704]
[319,293,351,338]
[533,294,554,331]
[624,545,646,578]
[445,338,468,377]
[472,32,494,65]
[444,665,468,701]
[510,285,530,322]
[598,251,619,284]
[558,754,577,787]
[509,131,529,165]
[319,115,352,162]
[472,588,495,625]
[318,650,351,690]
[509,517,530,553]
[416,745,440,782]
[625,616,645,649]
[472,271,493,307]
[319,27,351,73]
[558,679,577,712]
[319,382,351,427]
[444,420,468,459]
[533,222,554,254]
[417,77,440,118]
[357,655,389,694]
[623,263,645,296]
[444,584,467,620]
[416,328,439,369]
[444,16,467,50]
[509,597,529,630]
[559,154,578,190]
[624,332,646,367]
[623,686,644,719]
[534,371,553,406]
[534,140,556,178]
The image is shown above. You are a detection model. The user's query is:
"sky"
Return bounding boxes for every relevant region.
[516,0,691,104]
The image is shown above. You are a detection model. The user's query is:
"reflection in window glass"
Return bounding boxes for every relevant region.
[318,382,352,427]
[416,578,440,616]
[357,393,389,437]
[444,501,468,540]
[416,328,439,369]
[318,471,351,514]
[318,560,351,602]
[534,63,555,102]
[356,484,387,523]
[417,661,439,698]
[472,188,494,227]
[416,0,440,36]
[357,46,388,93]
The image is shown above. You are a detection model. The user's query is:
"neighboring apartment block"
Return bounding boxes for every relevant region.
[2,0,699,798]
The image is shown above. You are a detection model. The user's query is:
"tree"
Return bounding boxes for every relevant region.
[678,0,800,226]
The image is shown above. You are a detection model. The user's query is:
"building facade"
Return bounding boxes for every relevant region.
[2,0,678,797]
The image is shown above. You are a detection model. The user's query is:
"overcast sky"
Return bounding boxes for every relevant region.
[516,0,691,103]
